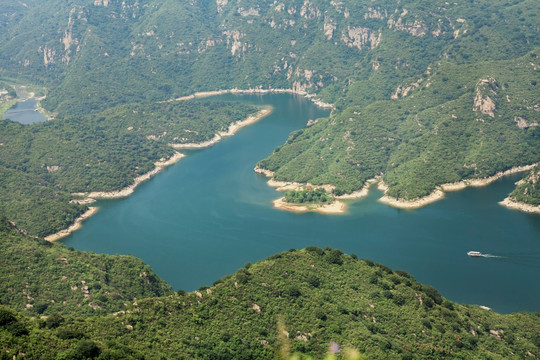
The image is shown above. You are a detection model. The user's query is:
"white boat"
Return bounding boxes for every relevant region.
[467,251,483,257]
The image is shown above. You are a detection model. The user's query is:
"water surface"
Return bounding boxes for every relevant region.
[3,98,47,124]
[64,94,540,314]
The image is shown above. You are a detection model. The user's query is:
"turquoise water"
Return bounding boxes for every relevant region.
[64,94,540,314]
[3,98,47,124]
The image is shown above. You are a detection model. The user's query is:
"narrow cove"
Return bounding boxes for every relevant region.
[63,93,540,314]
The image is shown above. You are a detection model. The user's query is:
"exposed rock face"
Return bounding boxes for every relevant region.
[62,8,83,64]
[238,7,259,17]
[94,0,110,6]
[39,46,56,67]
[391,78,423,99]
[324,20,336,40]
[300,0,320,19]
[223,30,245,56]
[341,26,381,50]
[473,77,498,117]
[216,0,228,13]
[364,7,387,20]
[387,9,428,37]
[515,116,538,129]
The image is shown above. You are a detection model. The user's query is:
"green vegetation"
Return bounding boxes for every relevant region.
[0,99,16,119]
[0,228,538,359]
[0,81,16,118]
[285,187,333,204]
[0,216,173,316]
[0,0,538,231]
[1,1,539,357]
[259,52,540,199]
[509,165,540,206]
[0,99,259,236]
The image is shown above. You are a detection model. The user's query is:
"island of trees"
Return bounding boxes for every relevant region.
[284,187,334,204]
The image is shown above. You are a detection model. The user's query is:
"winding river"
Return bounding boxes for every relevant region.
[63,94,540,314]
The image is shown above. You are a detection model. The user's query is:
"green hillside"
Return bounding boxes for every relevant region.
[509,164,540,206]
[259,53,540,199]
[1,223,538,359]
[0,99,260,236]
[0,0,538,224]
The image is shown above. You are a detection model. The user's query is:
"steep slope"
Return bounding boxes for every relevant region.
[509,165,540,207]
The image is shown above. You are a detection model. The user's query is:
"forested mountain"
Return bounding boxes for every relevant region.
[1,1,539,357]
[1,217,539,359]
[1,0,539,236]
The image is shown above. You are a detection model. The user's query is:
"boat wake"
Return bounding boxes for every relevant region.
[468,251,540,268]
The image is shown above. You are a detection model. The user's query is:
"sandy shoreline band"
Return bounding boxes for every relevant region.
[256,163,539,212]
[172,88,334,109]
[254,166,335,193]
[255,166,348,214]
[273,197,346,214]
[377,163,538,210]
[499,198,540,214]
[75,152,187,200]
[255,166,377,201]
[46,107,273,239]
[45,207,99,242]
[169,107,272,149]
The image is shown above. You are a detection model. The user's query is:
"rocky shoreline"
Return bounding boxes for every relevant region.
[273,197,346,214]
[378,163,538,210]
[45,104,277,241]
[256,163,539,213]
[499,197,540,214]
[169,107,272,149]
[44,207,99,242]
[172,88,334,109]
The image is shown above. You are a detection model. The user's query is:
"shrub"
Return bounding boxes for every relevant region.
[0,309,16,326]
[307,275,320,288]
[326,249,344,265]
[305,246,324,256]
[286,286,302,298]
[74,340,101,359]
[422,285,443,305]
[57,328,85,340]
[362,259,375,267]
[5,322,28,336]
[45,312,64,329]
[35,303,49,314]
[395,270,412,279]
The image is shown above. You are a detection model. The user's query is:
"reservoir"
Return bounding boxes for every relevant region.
[2,98,47,124]
[64,94,540,314]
